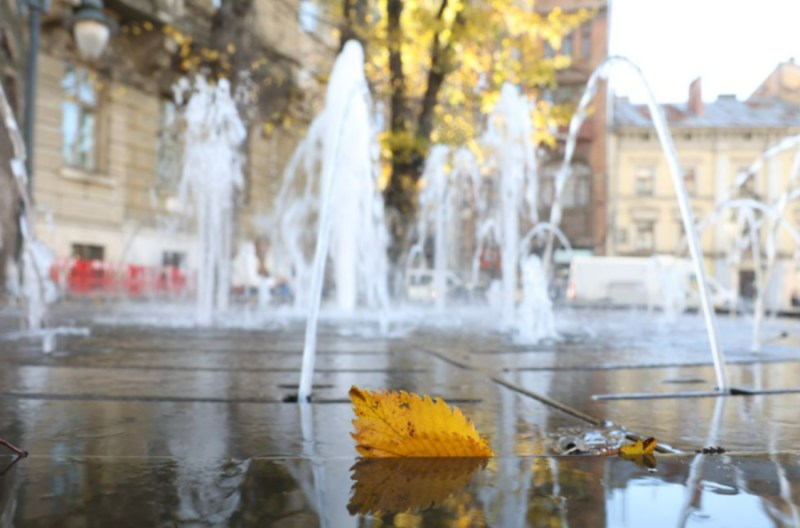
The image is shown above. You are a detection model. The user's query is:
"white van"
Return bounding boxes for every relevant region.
[761,260,800,314]
[567,256,736,311]
[406,269,466,303]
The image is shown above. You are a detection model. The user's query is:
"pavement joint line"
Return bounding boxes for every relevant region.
[490,377,602,426]
[18,349,395,356]
[0,392,482,405]
[417,347,473,370]
[504,356,800,372]
[593,387,800,400]
[0,362,430,374]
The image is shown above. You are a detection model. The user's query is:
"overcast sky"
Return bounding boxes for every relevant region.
[608,0,800,104]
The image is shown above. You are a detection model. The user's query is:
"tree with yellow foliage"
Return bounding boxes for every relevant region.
[324,0,593,257]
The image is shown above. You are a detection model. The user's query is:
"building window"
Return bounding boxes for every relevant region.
[635,166,655,196]
[634,222,655,252]
[617,228,628,244]
[683,166,697,196]
[72,244,104,261]
[736,166,758,198]
[156,99,182,191]
[562,32,573,57]
[555,85,577,104]
[162,251,185,268]
[562,175,590,207]
[61,64,98,171]
[544,40,554,59]
[299,0,318,32]
[581,24,591,58]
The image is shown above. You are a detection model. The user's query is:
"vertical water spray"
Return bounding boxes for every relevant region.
[517,255,557,342]
[177,77,246,326]
[0,80,57,352]
[414,146,451,310]
[549,56,729,392]
[482,83,538,322]
[298,41,388,402]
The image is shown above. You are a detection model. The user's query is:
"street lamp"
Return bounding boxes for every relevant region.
[18,0,116,198]
[68,0,118,60]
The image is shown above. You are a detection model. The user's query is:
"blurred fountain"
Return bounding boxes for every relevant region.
[176,77,246,326]
[688,134,800,350]
[268,116,324,309]
[297,41,390,402]
[696,198,800,351]
[517,254,557,342]
[407,146,484,309]
[482,83,538,322]
[0,80,59,352]
[408,145,459,310]
[551,56,729,392]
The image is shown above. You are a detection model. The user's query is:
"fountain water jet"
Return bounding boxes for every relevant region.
[517,254,557,342]
[176,76,246,326]
[482,83,538,321]
[693,198,800,351]
[550,56,729,392]
[0,80,58,352]
[297,41,389,402]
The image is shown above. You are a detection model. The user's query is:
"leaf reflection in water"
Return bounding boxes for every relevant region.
[347,456,488,516]
[619,453,658,471]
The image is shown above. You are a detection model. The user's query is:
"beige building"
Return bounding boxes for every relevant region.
[16,0,328,278]
[609,72,800,302]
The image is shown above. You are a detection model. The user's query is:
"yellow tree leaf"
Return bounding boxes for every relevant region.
[349,386,494,458]
[347,457,487,515]
[619,437,657,456]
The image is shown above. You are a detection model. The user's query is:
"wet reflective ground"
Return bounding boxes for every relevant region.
[3,454,800,526]
[1,304,800,526]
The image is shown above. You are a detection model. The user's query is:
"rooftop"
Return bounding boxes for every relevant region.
[614,96,800,129]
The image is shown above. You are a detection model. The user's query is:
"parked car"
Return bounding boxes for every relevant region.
[406,269,467,303]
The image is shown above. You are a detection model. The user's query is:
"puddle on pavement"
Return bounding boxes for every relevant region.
[1,453,798,527]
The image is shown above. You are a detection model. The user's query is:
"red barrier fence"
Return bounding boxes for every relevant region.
[51,259,191,299]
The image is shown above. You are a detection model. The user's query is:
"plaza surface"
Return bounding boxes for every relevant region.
[1,304,800,526]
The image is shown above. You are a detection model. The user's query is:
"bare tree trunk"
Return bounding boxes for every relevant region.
[340,0,368,50]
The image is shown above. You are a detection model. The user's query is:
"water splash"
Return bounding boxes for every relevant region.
[176,77,246,326]
[548,56,729,392]
[516,254,557,342]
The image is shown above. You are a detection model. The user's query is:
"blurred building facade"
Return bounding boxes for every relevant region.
[536,0,609,254]
[5,0,329,278]
[608,69,800,302]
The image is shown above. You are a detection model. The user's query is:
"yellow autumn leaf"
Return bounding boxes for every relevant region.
[349,386,494,458]
[347,457,487,515]
[619,437,657,456]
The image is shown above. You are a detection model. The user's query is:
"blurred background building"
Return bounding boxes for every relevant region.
[0,0,332,288]
[609,62,800,303]
[536,0,609,256]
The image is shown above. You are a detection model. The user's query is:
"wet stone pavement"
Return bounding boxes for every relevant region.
[2,306,800,526]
